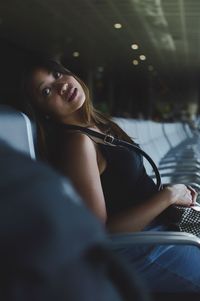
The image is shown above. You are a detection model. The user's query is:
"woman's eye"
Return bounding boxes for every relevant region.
[53,71,62,79]
[42,87,51,97]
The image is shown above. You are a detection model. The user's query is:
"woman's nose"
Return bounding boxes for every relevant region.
[56,83,68,95]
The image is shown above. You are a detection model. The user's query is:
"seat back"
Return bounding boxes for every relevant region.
[0,105,36,159]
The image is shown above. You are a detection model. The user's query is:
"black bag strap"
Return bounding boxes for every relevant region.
[58,124,162,191]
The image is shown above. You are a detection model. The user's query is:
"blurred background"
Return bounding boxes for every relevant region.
[0,0,200,122]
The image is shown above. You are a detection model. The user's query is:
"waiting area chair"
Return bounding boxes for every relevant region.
[1,104,200,245]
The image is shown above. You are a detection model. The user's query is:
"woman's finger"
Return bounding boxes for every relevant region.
[187,185,198,204]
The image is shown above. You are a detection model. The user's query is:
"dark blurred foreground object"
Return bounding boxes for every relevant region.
[0,141,149,301]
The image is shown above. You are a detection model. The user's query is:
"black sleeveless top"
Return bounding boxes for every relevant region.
[98,143,157,217]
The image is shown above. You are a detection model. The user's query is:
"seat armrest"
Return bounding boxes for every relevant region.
[109,231,200,248]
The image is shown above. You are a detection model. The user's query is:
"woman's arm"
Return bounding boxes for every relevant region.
[107,185,195,233]
[57,133,197,232]
[58,133,107,223]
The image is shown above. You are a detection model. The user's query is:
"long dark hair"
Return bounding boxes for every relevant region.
[21,57,133,161]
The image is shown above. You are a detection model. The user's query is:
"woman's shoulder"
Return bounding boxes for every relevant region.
[62,124,103,144]
[62,129,97,155]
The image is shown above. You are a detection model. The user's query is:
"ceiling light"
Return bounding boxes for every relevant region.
[73,51,80,57]
[139,55,146,61]
[132,60,139,66]
[97,66,104,72]
[114,23,122,29]
[131,44,139,50]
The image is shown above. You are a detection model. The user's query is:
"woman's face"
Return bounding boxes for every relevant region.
[30,67,86,123]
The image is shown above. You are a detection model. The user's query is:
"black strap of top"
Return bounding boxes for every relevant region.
[59,123,162,191]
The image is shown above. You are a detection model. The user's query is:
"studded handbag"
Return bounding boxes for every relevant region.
[165,204,200,237]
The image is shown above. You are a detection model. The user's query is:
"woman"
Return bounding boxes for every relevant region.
[21,58,200,292]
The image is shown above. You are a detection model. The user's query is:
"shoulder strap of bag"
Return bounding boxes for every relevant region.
[59,123,162,191]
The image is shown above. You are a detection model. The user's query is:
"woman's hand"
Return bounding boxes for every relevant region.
[187,185,198,206]
[164,184,198,207]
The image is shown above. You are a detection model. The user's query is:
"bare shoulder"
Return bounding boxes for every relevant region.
[63,131,97,157]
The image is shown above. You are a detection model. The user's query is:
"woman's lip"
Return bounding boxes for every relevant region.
[67,87,78,102]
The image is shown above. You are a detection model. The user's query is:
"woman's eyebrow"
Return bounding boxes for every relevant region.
[37,81,45,91]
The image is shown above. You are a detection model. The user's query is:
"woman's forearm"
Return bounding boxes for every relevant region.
[107,188,174,233]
